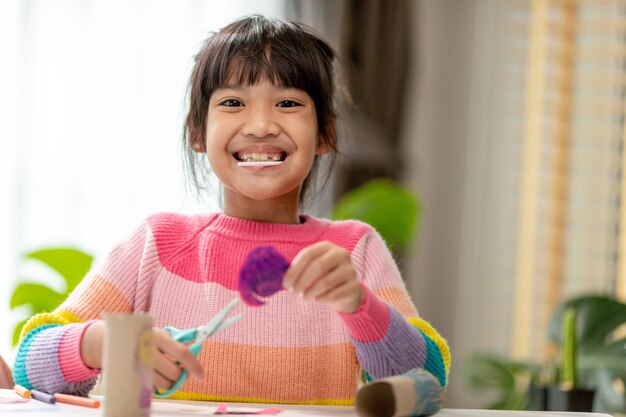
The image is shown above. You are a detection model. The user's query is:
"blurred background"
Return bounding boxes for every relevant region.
[2,0,626,412]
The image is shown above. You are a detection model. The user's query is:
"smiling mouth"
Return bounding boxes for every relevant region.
[234,151,287,167]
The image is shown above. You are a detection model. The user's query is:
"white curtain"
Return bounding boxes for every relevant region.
[0,0,286,363]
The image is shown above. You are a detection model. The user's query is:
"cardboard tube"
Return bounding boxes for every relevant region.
[103,313,153,417]
[356,368,443,417]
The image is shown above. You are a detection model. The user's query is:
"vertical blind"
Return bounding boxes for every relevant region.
[507,0,626,360]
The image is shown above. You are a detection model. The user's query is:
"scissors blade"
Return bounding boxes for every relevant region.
[194,298,241,343]
[211,314,243,335]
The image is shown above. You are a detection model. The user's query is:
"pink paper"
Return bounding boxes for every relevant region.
[0,397,29,403]
[256,408,284,414]
[215,403,283,415]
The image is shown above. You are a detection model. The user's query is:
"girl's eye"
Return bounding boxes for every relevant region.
[277,100,302,108]
[220,99,243,107]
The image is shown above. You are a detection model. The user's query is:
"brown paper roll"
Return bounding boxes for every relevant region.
[356,368,443,417]
[103,313,153,417]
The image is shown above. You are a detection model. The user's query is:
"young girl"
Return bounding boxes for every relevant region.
[13,15,450,405]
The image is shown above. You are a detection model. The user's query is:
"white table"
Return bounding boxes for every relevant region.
[0,398,614,416]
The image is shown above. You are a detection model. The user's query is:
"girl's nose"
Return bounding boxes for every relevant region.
[241,106,280,137]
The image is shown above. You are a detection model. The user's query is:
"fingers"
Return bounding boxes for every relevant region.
[283,241,364,313]
[153,368,176,391]
[304,262,353,300]
[316,278,365,314]
[282,241,328,291]
[153,347,183,382]
[152,328,205,391]
[284,241,350,296]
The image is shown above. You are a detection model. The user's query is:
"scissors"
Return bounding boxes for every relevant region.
[153,297,243,398]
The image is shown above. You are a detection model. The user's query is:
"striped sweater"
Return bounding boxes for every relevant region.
[13,212,450,405]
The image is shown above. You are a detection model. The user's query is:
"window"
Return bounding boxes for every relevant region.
[508,0,626,360]
[0,0,287,363]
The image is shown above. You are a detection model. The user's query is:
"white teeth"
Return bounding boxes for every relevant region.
[238,152,284,162]
[238,161,283,167]
[236,151,285,166]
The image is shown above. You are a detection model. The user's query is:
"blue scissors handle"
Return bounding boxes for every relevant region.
[153,328,203,399]
[153,298,242,398]
[154,344,203,398]
[164,326,197,343]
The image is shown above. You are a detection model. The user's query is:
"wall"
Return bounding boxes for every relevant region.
[402,0,508,408]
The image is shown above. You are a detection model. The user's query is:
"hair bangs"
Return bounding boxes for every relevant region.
[214,45,320,97]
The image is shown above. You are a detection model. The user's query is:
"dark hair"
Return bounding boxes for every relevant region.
[182,15,342,204]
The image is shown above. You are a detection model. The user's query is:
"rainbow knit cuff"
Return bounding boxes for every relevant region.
[14,323,98,395]
[59,321,101,382]
[339,288,447,386]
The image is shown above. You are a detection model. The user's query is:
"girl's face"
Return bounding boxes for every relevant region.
[204,79,325,218]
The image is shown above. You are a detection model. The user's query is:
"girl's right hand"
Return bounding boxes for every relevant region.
[151,328,205,390]
[81,321,204,391]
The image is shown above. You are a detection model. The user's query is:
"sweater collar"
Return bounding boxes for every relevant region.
[205,212,328,243]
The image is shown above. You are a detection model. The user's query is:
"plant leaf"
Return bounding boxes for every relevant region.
[580,352,626,372]
[10,282,65,311]
[463,353,534,410]
[548,295,626,352]
[593,370,626,413]
[332,178,420,254]
[24,247,92,293]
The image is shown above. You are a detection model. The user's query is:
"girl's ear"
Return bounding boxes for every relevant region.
[192,137,206,153]
[316,139,331,155]
[316,117,336,155]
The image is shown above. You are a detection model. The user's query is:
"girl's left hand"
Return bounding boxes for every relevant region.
[282,241,365,314]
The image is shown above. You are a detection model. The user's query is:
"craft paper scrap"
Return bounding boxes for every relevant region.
[151,401,209,414]
[152,401,354,416]
[215,403,283,415]
[0,396,28,403]
[0,388,28,403]
[151,401,282,415]
[0,397,29,403]
[0,388,57,411]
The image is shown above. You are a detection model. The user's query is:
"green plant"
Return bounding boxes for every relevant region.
[10,247,93,345]
[465,295,626,413]
[548,295,626,412]
[561,307,576,388]
[463,353,538,410]
[332,178,421,255]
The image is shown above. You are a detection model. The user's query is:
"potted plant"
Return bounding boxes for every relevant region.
[547,307,595,411]
[547,295,626,413]
[525,362,557,411]
[465,294,626,414]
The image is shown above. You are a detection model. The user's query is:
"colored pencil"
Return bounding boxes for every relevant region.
[13,384,31,399]
[30,389,56,404]
[54,393,101,408]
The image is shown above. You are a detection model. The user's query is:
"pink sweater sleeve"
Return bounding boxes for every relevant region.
[13,222,155,394]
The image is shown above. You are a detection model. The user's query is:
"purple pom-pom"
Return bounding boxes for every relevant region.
[238,246,289,307]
